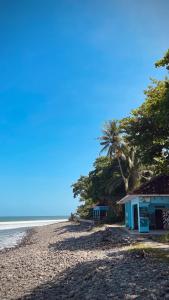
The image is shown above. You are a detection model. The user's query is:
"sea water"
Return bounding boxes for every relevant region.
[0,227,26,250]
[0,216,68,250]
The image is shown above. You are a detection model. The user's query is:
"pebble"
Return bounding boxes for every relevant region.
[0,222,169,299]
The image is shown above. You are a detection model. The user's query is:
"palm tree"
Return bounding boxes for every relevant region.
[99,120,129,191]
[99,120,152,192]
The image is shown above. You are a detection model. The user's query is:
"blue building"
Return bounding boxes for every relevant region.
[118,175,169,233]
[93,205,109,221]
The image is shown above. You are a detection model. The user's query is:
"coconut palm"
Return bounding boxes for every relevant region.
[99,120,152,192]
[99,120,129,190]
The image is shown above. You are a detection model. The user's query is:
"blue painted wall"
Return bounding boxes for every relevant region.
[125,202,132,228]
[125,196,169,233]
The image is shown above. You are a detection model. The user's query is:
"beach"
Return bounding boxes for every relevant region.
[1,221,169,299]
[0,219,68,251]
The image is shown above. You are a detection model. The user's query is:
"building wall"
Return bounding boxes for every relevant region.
[125,202,131,227]
[138,200,149,232]
[130,197,140,230]
[140,196,169,205]
[125,196,169,232]
[125,197,139,229]
[93,206,109,220]
[146,197,169,229]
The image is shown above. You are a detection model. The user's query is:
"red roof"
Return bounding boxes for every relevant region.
[131,175,169,195]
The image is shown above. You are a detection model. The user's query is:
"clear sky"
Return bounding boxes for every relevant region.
[0,0,169,216]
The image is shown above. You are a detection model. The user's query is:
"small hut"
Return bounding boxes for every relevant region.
[118,175,169,233]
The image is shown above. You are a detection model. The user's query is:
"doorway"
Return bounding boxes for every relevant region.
[155,209,163,229]
[133,204,138,230]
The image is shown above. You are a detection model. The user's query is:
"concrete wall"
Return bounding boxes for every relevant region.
[125,196,169,233]
[125,197,139,229]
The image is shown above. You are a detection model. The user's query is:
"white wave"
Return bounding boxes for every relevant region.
[0,230,26,250]
[0,219,68,230]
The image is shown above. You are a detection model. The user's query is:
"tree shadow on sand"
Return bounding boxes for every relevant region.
[50,225,133,252]
[53,223,91,236]
[18,249,168,300]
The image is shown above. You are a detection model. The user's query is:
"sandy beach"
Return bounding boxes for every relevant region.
[1,221,169,300]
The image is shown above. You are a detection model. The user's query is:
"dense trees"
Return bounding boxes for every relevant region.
[99,121,129,191]
[72,156,125,219]
[98,121,152,192]
[72,49,169,220]
[121,54,169,173]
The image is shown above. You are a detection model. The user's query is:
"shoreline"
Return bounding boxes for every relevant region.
[0,218,68,230]
[0,227,34,255]
[0,219,68,253]
[1,221,169,299]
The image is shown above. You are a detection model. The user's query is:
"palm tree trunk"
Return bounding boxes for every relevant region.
[124,177,129,192]
[117,156,129,192]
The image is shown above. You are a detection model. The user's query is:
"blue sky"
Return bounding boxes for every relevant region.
[0,0,169,216]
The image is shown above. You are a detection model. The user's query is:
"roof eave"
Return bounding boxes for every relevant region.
[118,194,169,204]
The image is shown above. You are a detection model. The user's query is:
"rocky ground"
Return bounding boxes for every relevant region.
[1,222,169,299]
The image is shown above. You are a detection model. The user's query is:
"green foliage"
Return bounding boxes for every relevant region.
[121,78,169,173]
[155,49,169,70]
[72,49,169,222]
[99,120,152,192]
[72,156,125,220]
[106,206,124,224]
[72,175,91,201]
[121,50,169,173]
[76,199,94,219]
[99,120,122,159]
[89,156,125,199]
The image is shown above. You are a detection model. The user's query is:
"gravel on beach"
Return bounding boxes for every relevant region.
[0,221,169,300]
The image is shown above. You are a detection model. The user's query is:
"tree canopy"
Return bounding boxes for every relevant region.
[72,49,169,220]
[155,49,169,70]
[121,69,169,172]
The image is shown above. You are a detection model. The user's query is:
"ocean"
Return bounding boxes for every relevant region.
[0,216,68,250]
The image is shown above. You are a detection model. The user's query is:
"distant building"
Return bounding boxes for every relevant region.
[93,204,109,221]
[118,175,169,233]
